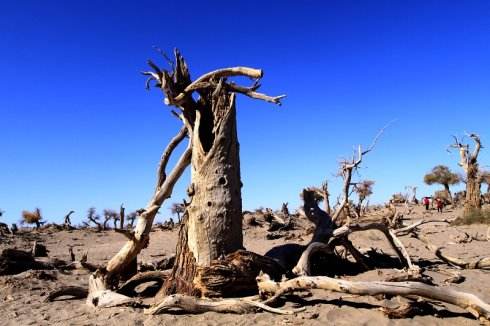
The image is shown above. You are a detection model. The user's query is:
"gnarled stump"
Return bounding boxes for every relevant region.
[194,250,285,298]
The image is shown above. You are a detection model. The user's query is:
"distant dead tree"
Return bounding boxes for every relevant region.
[479,170,490,194]
[102,209,118,230]
[353,180,375,217]
[405,186,418,204]
[83,207,102,231]
[331,123,390,224]
[119,204,125,229]
[449,133,483,214]
[281,202,289,217]
[126,211,138,229]
[21,208,43,229]
[63,210,75,227]
[424,165,460,202]
[169,202,185,223]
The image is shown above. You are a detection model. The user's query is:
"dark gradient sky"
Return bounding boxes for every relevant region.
[1,1,489,224]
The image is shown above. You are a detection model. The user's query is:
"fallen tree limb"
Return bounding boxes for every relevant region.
[257,273,490,322]
[100,132,191,287]
[416,234,490,269]
[146,294,305,315]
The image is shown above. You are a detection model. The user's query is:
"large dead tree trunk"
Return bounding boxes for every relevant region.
[466,164,482,212]
[142,50,284,297]
[87,49,283,306]
[450,134,482,215]
[160,95,243,295]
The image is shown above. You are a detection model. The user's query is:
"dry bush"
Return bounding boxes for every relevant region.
[21,208,42,227]
[452,208,490,225]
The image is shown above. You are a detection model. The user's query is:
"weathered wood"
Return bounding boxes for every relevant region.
[44,286,88,302]
[193,250,285,298]
[257,273,490,322]
[146,294,304,315]
[450,133,483,215]
[87,271,139,308]
[146,50,283,297]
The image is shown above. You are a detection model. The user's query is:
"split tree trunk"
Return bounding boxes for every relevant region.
[141,50,283,299]
[160,92,244,296]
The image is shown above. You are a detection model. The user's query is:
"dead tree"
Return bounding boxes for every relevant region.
[119,204,125,229]
[353,180,374,217]
[290,127,415,276]
[63,210,75,228]
[83,207,102,231]
[281,202,289,217]
[169,202,185,224]
[126,211,137,229]
[405,186,418,204]
[143,50,285,297]
[331,125,387,224]
[450,133,483,215]
[86,49,284,305]
[102,209,118,230]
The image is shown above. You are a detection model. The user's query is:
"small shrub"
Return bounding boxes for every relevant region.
[21,208,42,227]
[452,208,490,225]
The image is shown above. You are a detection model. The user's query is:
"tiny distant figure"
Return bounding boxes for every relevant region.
[436,198,444,213]
[423,197,430,211]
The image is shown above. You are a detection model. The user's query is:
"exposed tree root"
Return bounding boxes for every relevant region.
[87,272,141,308]
[256,273,490,322]
[44,286,88,302]
[194,250,285,298]
[117,270,169,297]
[146,294,304,315]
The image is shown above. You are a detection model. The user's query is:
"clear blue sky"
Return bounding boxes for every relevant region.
[1,1,489,225]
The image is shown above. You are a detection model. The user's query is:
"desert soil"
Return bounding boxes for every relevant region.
[1,205,489,326]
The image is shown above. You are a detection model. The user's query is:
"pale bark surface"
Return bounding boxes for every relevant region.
[142,50,284,296]
[450,134,483,214]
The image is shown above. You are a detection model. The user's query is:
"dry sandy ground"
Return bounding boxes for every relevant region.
[1,206,489,326]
